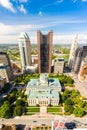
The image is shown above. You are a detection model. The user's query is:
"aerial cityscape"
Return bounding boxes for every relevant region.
[0,0,87,130]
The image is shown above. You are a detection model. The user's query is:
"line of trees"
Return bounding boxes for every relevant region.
[60,89,87,117]
[0,89,27,118]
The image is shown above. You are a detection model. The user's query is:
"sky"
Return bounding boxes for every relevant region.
[0,0,87,44]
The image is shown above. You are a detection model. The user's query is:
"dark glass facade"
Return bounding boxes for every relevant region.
[37,30,53,73]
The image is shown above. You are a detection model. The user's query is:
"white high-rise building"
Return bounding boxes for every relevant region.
[18,32,31,73]
[68,34,78,69]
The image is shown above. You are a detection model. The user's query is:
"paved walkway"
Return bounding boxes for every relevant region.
[69,73,87,98]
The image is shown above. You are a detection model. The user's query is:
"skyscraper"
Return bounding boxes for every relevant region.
[72,46,87,73]
[68,34,78,69]
[18,32,31,72]
[37,30,53,73]
[0,52,13,82]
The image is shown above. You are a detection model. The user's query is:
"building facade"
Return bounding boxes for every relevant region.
[0,52,13,82]
[0,77,6,89]
[54,58,65,74]
[78,56,87,82]
[68,34,78,69]
[18,32,31,73]
[37,30,53,73]
[26,73,61,106]
[72,46,87,73]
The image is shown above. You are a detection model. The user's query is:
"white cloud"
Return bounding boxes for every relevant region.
[19,4,27,14]
[19,0,28,3]
[57,0,64,3]
[53,34,87,44]
[0,23,38,35]
[0,22,87,44]
[0,0,16,12]
[38,11,42,16]
[0,22,37,43]
[73,0,77,3]
[82,0,87,2]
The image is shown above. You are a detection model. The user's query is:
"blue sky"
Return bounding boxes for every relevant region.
[0,0,87,44]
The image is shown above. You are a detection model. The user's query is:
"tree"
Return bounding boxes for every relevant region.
[7,93,16,104]
[73,107,85,117]
[63,89,70,96]
[0,101,11,118]
[61,94,67,102]
[84,104,87,111]
[2,83,10,93]
[61,89,70,102]
[13,106,22,116]
[65,98,73,105]
[78,101,86,108]
[15,99,25,106]
[64,105,74,114]
[71,90,80,98]
[73,97,81,104]
[16,90,24,98]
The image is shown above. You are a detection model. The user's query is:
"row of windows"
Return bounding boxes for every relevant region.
[28,100,36,103]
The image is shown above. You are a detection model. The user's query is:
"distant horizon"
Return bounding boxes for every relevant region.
[0,43,87,46]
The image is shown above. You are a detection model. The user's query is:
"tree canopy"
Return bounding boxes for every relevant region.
[0,101,11,118]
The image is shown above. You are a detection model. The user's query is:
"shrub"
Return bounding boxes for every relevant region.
[73,107,85,117]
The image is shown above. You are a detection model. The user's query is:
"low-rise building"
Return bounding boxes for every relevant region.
[54,58,65,74]
[26,73,61,106]
[26,65,38,74]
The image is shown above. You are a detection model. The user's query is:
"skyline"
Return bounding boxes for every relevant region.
[0,0,87,44]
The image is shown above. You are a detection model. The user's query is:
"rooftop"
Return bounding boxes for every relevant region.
[27,78,61,89]
[29,90,59,99]
[19,32,29,39]
[27,73,61,101]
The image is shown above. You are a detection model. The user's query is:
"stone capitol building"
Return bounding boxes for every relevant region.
[26,73,61,106]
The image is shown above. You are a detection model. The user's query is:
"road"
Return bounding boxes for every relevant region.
[0,115,87,128]
[0,117,52,126]
[0,84,14,102]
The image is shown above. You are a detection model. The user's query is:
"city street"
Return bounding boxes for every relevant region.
[69,73,87,98]
[0,116,53,126]
[0,114,87,128]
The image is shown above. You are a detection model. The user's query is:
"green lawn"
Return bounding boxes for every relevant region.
[26,107,40,115]
[47,107,62,112]
[26,112,38,115]
[26,107,40,112]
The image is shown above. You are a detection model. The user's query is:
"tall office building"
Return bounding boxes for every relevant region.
[37,30,53,73]
[18,32,31,72]
[0,52,13,82]
[68,34,78,69]
[72,46,87,73]
[78,56,87,82]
